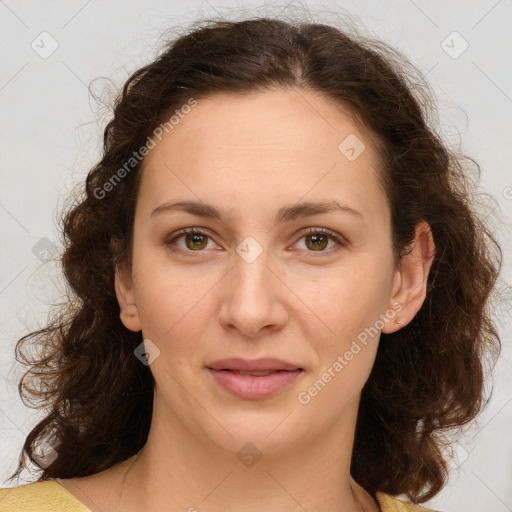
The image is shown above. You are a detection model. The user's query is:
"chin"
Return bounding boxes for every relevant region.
[200,411,304,459]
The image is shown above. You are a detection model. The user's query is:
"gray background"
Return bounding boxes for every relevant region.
[1,1,511,511]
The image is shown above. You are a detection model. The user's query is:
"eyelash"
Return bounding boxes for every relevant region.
[165,227,346,257]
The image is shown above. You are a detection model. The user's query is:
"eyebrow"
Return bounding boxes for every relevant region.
[150,199,364,222]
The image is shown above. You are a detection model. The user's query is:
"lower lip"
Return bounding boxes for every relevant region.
[207,368,303,400]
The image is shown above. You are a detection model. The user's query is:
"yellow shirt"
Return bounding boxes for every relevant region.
[0,480,442,511]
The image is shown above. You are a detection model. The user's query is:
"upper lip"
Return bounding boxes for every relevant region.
[207,357,302,372]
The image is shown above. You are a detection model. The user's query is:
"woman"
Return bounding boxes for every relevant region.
[0,15,502,512]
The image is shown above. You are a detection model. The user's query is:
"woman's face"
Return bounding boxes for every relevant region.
[116,88,406,455]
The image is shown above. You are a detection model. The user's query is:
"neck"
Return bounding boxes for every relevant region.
[111,392,378,512]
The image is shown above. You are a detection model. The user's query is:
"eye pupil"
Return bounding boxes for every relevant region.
[185,233,208,250]
[306,234,328,251]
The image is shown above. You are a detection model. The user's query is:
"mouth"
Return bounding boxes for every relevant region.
[207,357,302,373]
[206,358,304,400]
[214,369,298,376]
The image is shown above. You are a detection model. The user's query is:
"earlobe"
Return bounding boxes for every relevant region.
[382,221,436,334]
[114,265,142,332]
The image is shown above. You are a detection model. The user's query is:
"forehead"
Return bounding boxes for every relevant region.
[137,88,388,224]
[147,88,377,158]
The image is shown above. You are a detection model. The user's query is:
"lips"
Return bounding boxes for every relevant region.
[206,357,304,400]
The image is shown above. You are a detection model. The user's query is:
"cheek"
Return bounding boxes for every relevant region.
[297,271,388,410]
[132,259,219,356]
[294,258,392,343]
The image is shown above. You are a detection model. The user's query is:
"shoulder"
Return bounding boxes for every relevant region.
[0,480,91,512]
[376,491,444,512]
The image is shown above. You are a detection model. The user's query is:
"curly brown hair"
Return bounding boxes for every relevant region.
[7,15,503,504]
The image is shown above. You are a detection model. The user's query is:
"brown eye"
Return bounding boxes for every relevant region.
[295,227,346,255]
[304,233,329,251]
[183,232,208,250]
[166,228,215,252]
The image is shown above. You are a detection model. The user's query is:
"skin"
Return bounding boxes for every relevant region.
[57,87,435,512]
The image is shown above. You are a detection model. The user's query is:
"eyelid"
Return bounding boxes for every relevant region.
[296,226,346,245]
[293,227,347,256]
[164,227,217,253]
[165,226,347,254]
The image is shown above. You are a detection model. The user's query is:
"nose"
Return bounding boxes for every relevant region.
[217,247,288,339]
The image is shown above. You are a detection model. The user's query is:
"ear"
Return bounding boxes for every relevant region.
[114,263,142,332]
[382,220,436,334]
